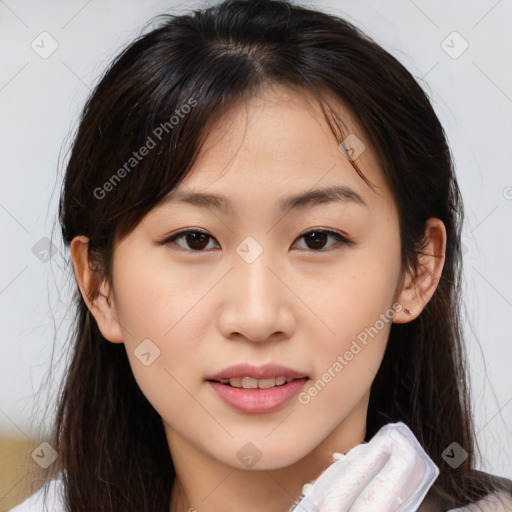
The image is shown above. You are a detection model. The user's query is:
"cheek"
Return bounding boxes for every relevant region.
[305,234,401,376]
[110,248,207,406]
[296,268,397,422]
[111,244,201,343]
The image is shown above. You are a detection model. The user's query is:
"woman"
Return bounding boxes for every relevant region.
[10,0,512,510]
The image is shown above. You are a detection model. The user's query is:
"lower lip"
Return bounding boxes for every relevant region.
[208,378,308,414]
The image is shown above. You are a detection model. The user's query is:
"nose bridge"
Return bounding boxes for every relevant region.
[236,236,281,312]
[219,235,293,341]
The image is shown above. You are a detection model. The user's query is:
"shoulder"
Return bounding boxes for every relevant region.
[457,471,512,512]
[447,490,512,511]
[419,471,512,512]
[8,477,65,512]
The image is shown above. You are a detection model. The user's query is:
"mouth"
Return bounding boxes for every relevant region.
[206,363,309,387]
[208,376,307,389]
[206,364,309,414]
[207,377,309,414]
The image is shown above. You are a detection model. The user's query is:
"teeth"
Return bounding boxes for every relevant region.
[218,376,296,389]
[241,377,258,389]
[258,378,276,389]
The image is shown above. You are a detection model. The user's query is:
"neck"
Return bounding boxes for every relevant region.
[167,394,368,512]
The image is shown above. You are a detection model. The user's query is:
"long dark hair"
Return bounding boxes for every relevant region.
[41,0,510,510]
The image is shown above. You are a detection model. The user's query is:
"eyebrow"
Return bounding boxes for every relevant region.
[163,185,368,215]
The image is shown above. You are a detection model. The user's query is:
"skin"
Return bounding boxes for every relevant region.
[71,84,446,512]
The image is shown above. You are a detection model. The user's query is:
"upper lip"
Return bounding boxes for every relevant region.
[206,364,308,381]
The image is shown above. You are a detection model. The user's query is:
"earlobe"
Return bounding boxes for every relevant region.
[393,218,447,324]
[70,235,124,343]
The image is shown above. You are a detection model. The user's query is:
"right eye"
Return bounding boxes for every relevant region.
[160,229,219,251]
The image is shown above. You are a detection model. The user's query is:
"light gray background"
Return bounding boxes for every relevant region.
[1,0,511,481]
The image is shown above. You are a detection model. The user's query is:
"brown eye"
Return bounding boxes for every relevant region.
[182,231,211,250]
[163,230,218,251]
[303,231,329,250]
[294,229,351,251]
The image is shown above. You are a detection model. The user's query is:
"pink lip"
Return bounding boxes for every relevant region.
[208,378,308,414]
[206,363,308,381]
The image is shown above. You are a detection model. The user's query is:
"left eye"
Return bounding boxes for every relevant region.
[294,229,351,251]
[159,228,352,252]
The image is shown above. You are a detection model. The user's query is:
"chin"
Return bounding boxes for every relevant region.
[219,440,311,471]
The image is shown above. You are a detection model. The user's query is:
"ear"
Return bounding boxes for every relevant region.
[70,235,124,343]
[393,218,447,324]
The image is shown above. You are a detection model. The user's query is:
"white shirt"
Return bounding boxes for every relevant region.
[9,477,64,512]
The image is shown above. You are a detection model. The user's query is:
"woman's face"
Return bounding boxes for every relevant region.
[105,85,404,470]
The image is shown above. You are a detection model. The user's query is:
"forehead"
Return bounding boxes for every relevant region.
[161,84,391,215]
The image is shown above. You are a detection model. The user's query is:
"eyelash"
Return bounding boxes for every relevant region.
[158,228,354,253]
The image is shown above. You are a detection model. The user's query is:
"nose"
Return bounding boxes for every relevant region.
[216,249,296,343]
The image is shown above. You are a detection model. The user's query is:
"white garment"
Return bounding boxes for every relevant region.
[8,476,65,512]
[289,421,512,512]
[290,421,439,512]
